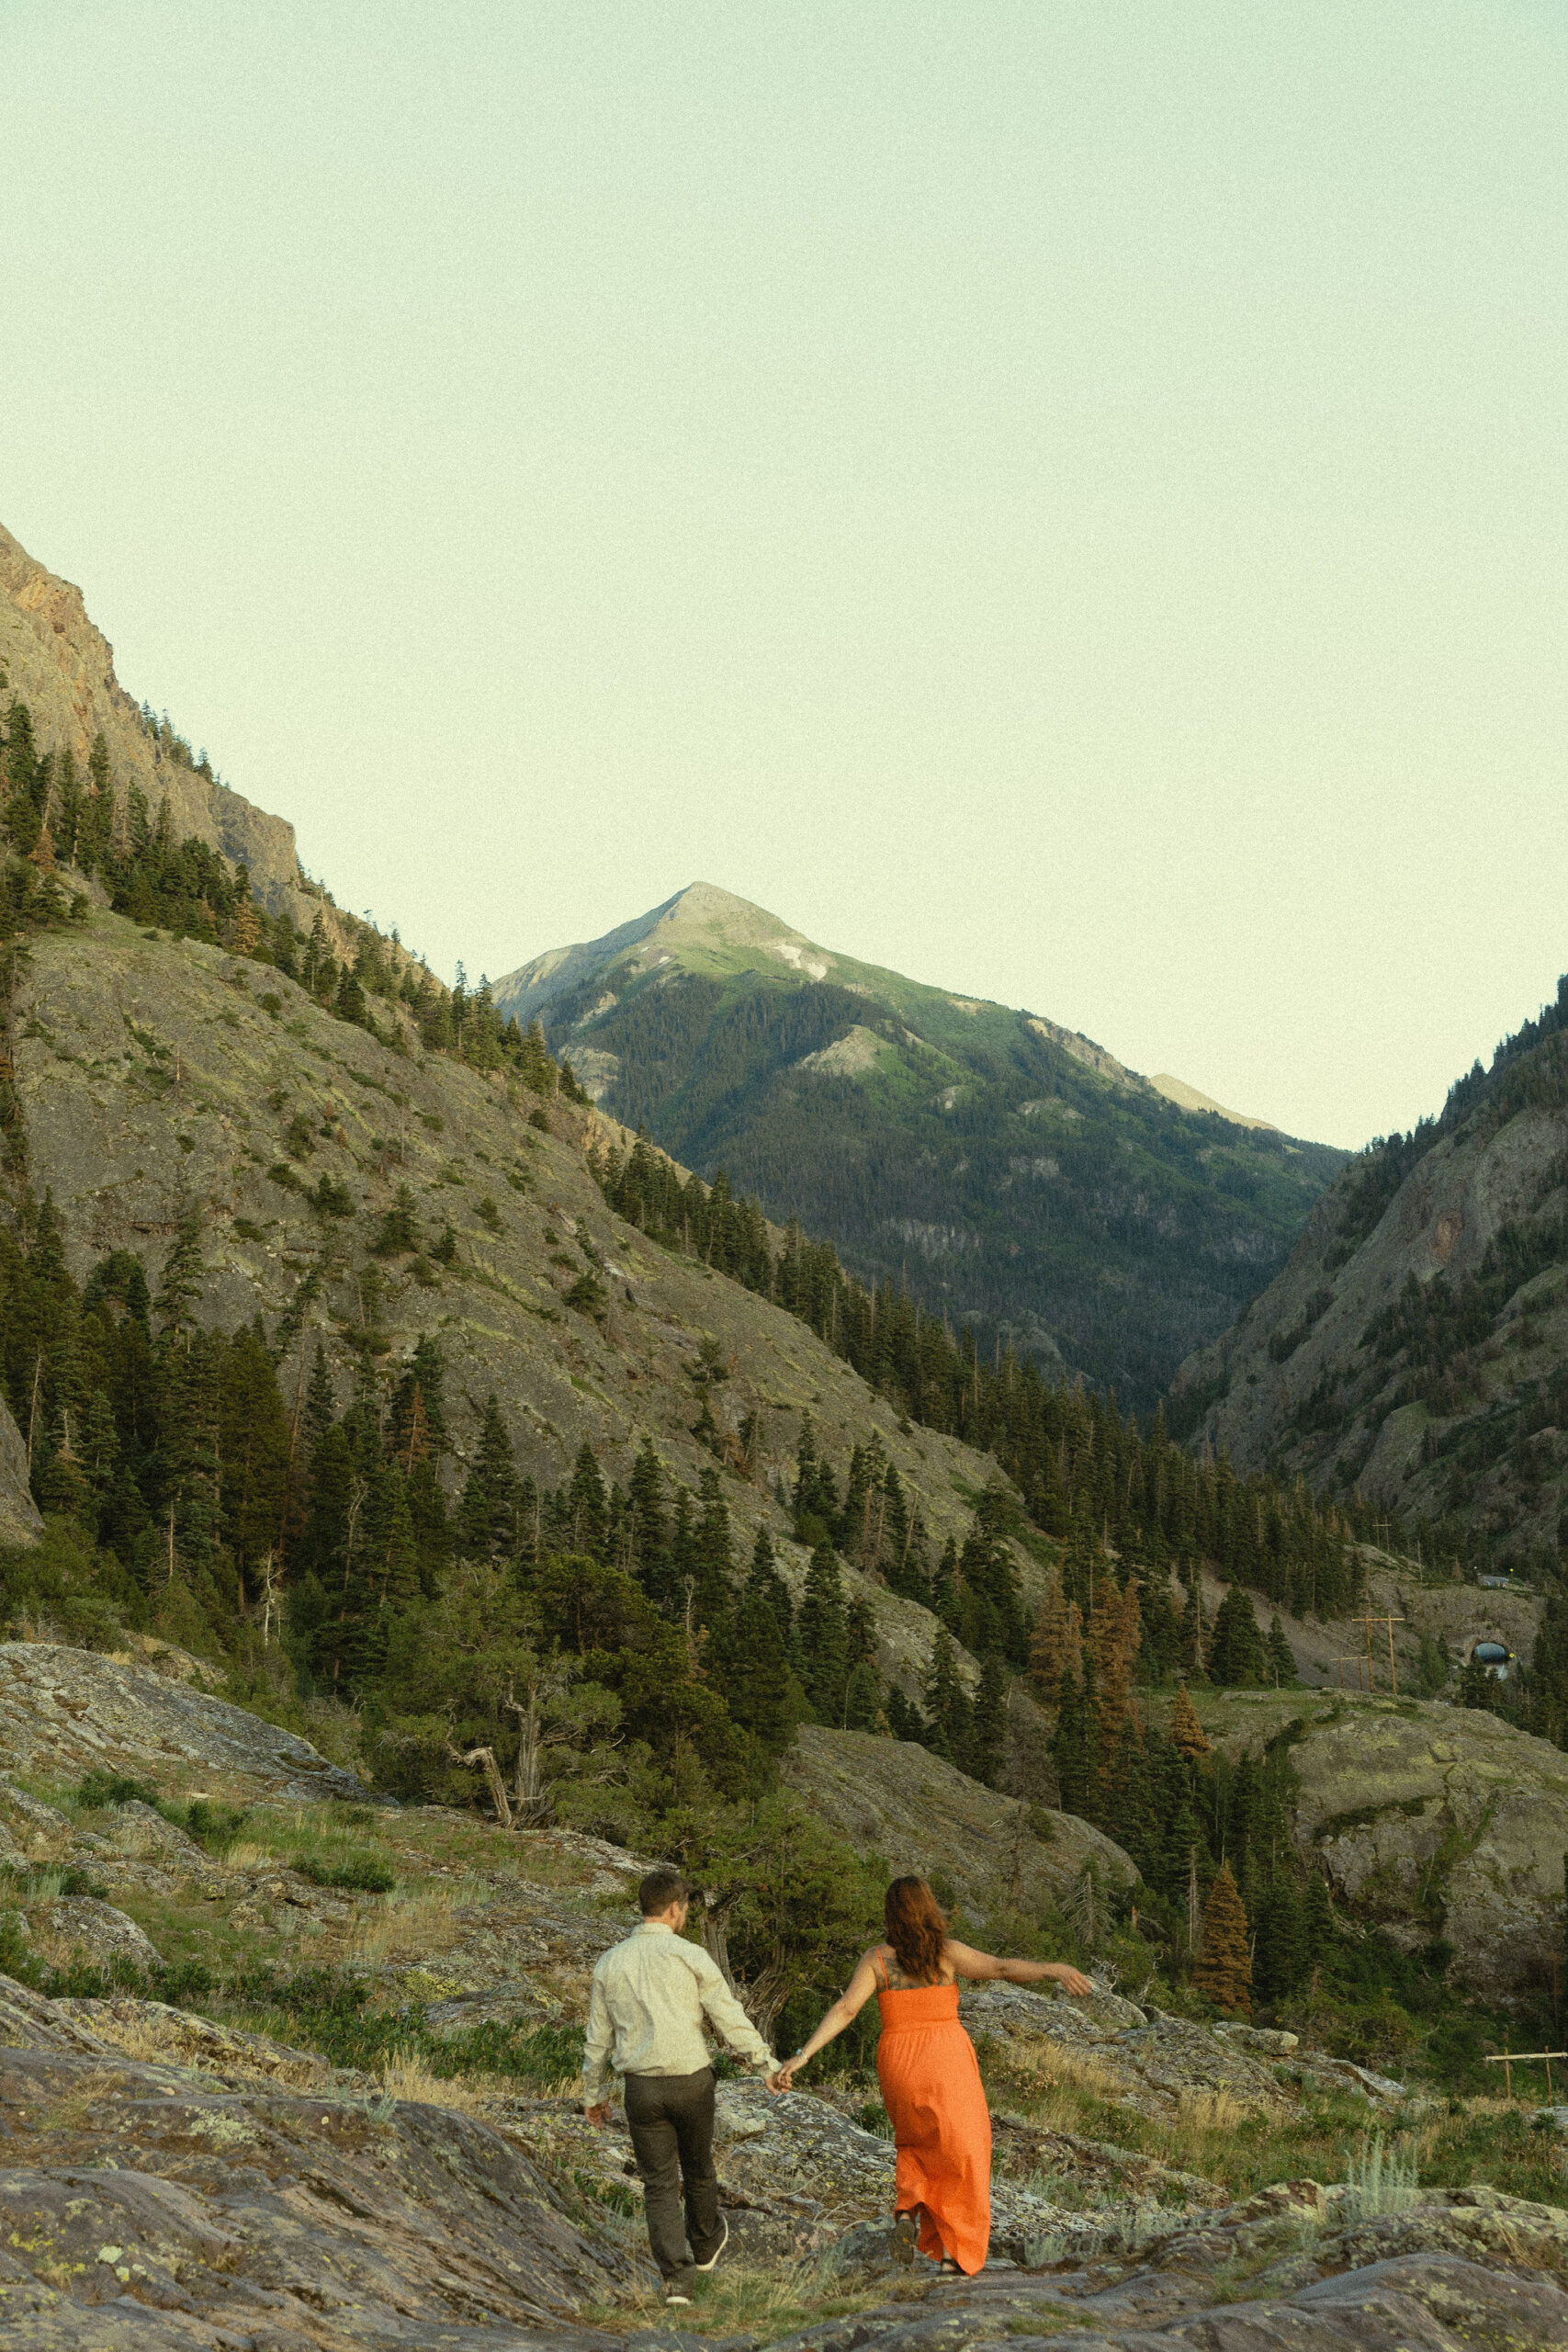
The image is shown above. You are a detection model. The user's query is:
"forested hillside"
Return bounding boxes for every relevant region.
[495,885,1344,1410]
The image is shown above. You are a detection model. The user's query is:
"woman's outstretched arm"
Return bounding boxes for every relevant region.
[768,1949,882,2090]
[945,1940,1095,1996]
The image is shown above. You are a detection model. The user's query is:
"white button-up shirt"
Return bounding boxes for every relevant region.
[582,1919,775,2099]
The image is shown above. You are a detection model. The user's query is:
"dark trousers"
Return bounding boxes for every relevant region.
[624,2066,721,2286]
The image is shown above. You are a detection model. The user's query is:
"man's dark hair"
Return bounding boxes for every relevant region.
[638,1867,690,1917]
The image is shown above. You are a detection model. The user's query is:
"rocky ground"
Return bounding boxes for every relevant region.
[3,1648,1568,2344]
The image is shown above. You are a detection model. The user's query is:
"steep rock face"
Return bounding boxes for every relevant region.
[494,886,1344,1408]
[781,1725,1136,1921]
[0,522,307,914]
[1198,1688,1568,1996]
[0,1389,42,1546]
[1172,996,1568,1555]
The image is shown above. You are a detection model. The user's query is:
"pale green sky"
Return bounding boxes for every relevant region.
[4,3,1566,1147]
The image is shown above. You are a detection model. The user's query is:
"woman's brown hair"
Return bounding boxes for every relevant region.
[884,1875,949,1984]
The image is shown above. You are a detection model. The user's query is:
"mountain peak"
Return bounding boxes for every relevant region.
[491,883,835,1025]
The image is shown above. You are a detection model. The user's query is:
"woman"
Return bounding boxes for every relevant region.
[769,1877,1093,2277]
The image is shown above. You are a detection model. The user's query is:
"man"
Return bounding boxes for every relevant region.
[584,1866,778,2305]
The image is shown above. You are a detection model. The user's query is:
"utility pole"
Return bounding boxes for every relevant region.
[1351,1611,1406,1696]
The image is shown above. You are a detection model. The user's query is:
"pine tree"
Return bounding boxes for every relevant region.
[154,1206,205,1336]
[626,1438,674,1604]
[1088,1572,1142,1753]
[372,1184,421,1256]
[690,1465,735,1633]
[302,1345,337,1448]
[844,1659,881,1731]
[1254,1872,1303,2004]
[798,1541,849,1723]
[456,1396,524,1560]
[566,1442,609,1561]
[1193,1862,1252,2016]
[1266,1614,1296,1688]
[967,1652,1008,1787]
[1029,1570,1075,1694]
[922,1628,971,1763]
[1302,1872,1336,1979]
[1209,1588,1268,1687]
[1169,1683,1211,1761]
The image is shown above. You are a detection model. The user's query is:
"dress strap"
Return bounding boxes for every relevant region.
[873,1945,889,1988]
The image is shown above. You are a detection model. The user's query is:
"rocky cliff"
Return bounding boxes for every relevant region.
[1173,984,1568,1564]
[0,522,309,916]
[1189,1685,1568,1998]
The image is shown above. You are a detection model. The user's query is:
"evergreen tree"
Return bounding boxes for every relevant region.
[566,1442,609,1561]
[1193,1862,1252,2015]
[1266,1614,1296,1688]
[1209,1587,1268,1687]
[1302,1872,1337,1978]
[725,1544,799,1752]
[797,1541,849,1724]
[844,1658,881,1731]
[154,1206,205,1336]
[922,1628,972,1764]
[1253,1872,1303,2005]
[691,1465,734,1634]
[456,1396,524,1560]
[967,1651,1008,1787]
[302,1345,337,1448]
[1168,1682,1211,1761]
[626,1438,671,1600]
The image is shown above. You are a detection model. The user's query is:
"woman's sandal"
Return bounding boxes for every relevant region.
[939,2258,964,2275]
[892,2212,919,2267]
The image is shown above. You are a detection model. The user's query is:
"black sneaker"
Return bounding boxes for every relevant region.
[694,2213,728,2274]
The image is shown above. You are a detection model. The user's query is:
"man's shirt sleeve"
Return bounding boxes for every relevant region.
[692,1946,775,2071]
[582,1961,615,2100]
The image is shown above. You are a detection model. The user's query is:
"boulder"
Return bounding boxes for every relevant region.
[29,1896,164,1969]
[781,1725,1136,1920]
[0,1640,376,1804]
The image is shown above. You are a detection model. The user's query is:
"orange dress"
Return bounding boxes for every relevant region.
[874,1960,992,2275]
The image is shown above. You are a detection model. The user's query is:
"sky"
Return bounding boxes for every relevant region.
[4,4,1566,1150]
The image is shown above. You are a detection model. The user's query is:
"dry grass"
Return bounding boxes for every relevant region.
[76,2008,324,2088]
[344,1878,479,1967]
[220,1839,275,1874]
[575,2259,896,2340]
[376,2045,519,2120]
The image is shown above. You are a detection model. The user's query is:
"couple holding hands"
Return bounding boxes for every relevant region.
[583,1866,1091,2304]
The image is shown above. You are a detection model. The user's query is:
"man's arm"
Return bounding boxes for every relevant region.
[691,1947,775,2072]
[582,1966,615,2106]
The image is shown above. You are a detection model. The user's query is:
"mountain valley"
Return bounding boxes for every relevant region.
[4,517,1568,2342]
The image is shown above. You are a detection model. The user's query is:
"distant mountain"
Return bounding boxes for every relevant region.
[1171,977,1568,1567]
[493,886,1346,1408]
